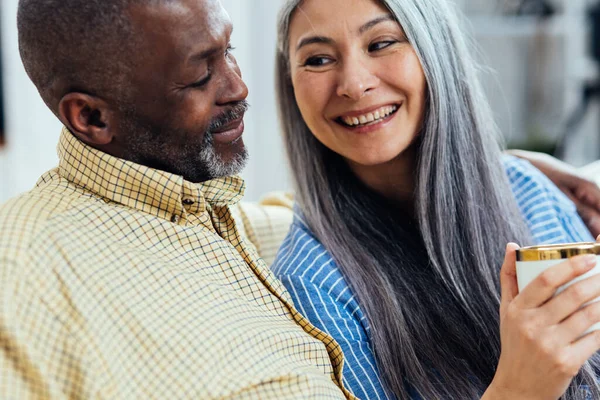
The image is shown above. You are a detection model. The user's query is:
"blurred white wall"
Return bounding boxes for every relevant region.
[220,0,291,201]
[465,0,600,166]
[0,0,62,202]
[0,0,291,203]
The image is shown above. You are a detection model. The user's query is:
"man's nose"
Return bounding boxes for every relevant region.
[216,56,249,105]
[335,57,380,101]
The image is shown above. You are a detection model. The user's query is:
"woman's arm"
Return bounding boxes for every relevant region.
[278,273,393,400]
[271,222,393,400]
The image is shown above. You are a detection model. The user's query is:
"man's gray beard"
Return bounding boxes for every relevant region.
[199,132,248,180]
[118,100,250,182]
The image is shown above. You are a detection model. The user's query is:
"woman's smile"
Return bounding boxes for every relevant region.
[334,103,401,134]
[288,0,426,168]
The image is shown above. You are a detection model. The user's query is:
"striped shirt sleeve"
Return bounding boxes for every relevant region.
[272,222,393,400]
[503,156,594,244]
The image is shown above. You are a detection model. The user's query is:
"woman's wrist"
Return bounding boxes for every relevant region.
[481,382,511,400]
[482,379,545,400]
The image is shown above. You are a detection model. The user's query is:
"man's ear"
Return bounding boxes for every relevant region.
[58,93,115,146]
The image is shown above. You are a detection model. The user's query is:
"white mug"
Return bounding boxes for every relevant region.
[516,243,600,334]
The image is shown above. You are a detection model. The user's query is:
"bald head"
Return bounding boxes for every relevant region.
[17,0,249,184]
[17,0,157,114]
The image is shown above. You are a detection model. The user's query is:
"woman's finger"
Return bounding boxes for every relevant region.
[555,301,600,344]
[540,273,600,326]
[500,243,520,315]
[566,330,600,372]
[515,255,597,309]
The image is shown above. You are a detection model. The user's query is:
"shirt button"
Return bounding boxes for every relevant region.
[171,215,180,223]
[182,198,195,206]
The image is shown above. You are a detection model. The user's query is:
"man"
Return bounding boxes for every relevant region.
[0,0,353,398]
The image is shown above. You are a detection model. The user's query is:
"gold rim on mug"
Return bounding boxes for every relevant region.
[516,243,600,262]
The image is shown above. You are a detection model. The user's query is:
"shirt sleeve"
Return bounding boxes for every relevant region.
[276,271,392,400]
[504,156,594,244]
[271,219,392,400]
[0,258,103,400]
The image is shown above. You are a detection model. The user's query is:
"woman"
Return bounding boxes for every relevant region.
[271,0,600,399]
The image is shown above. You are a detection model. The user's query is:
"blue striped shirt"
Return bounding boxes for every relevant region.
[271,156,594,399]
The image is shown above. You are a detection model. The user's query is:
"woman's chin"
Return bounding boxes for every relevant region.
[344,153,401,168]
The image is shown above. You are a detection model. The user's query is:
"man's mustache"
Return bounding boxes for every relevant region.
[208,100,250,133]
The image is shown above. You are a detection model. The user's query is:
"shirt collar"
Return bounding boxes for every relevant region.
[56,127,245,218]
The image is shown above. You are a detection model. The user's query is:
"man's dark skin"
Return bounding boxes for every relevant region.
[57,0,248,183]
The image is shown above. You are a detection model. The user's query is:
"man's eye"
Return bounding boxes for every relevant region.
[225,44,235,56]
[368,41,397,52]
[190,73,212,88]
[303,56,333,67]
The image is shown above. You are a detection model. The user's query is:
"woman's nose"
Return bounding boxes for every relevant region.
[335,58,380,100]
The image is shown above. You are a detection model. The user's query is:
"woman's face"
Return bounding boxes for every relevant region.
[288,0,427,168]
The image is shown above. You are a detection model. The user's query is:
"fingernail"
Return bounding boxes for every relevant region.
[576,254,598,269]
[506,242,520,251]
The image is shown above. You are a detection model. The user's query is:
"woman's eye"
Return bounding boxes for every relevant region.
[303,56,333,67]
[368,41,396,52]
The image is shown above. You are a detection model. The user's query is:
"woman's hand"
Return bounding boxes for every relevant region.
[483,237,600,400]
[508,150,600,237]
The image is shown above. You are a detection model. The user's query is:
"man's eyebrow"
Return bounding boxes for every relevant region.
[358,14,396,35]
[187,25,234,65]
[187,48,220,65]
[296,36,334,51]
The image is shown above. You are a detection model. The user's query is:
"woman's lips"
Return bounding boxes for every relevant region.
[335,104,401,134]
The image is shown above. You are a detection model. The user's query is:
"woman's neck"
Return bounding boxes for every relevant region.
[346,146,417,207]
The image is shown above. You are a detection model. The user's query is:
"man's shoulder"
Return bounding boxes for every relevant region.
[502,154,574,212]
[271,212,341,285]
[502,154,548,182]
[502,155,593,243]
[0,169,99,262]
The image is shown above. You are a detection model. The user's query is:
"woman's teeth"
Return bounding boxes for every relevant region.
[341,105,398,127]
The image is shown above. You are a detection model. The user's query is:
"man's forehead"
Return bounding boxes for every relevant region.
[123,0,233,85]
[129,0,232,42]
[201,0,232,36]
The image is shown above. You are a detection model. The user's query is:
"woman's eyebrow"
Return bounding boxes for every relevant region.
[296,36,334,51]
[358,14,396,35]
[296,14,396,52]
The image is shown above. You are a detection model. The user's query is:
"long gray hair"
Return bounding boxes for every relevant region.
[276,0,600,399]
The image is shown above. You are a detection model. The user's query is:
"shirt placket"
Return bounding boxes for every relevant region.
[179,184,216,232]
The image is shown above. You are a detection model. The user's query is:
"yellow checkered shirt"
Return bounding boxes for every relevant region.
[0,128,355,400]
